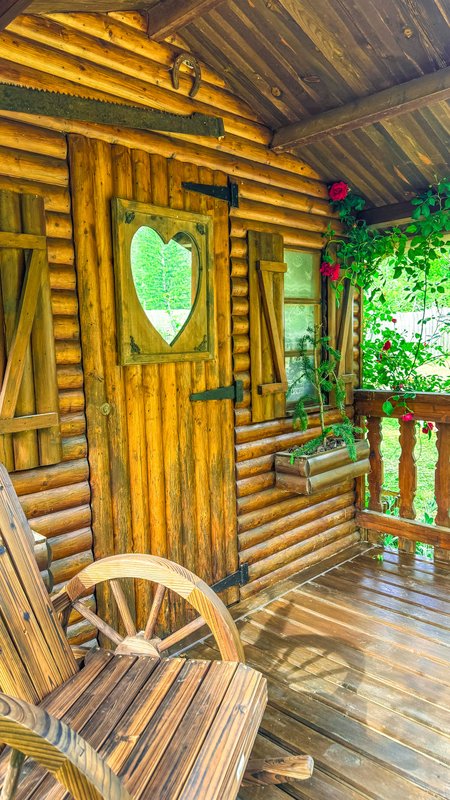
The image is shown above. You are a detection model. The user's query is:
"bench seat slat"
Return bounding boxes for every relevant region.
[0,651,266,799]
[143,661,238,800]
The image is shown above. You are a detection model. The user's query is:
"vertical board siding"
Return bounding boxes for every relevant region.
[70,136,238,630]
[0,10,360,611]
[0,118,95,645]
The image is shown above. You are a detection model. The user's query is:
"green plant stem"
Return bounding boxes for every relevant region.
[313,340,326,435]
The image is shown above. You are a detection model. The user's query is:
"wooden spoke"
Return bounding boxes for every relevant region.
[72,600,123,647]
[59,554,245,661]
[158,614,206,653]
[143,583,166,640]
[110,579,136,637]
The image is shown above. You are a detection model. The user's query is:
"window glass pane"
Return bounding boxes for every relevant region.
[286,356,317,403]
[284,304,316,351]
[285,250,319,299]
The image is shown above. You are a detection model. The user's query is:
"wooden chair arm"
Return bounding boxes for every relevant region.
[54,554,245,662]
[0,693,130,800]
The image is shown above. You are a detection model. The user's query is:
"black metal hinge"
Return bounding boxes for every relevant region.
[190,380,243,403]
[212,563,249,594]
[182,176,239,207]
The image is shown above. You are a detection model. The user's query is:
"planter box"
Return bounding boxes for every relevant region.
[275,439,370,495]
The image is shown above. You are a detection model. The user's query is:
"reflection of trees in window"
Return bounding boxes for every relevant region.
[284,249,322,404]
[131,227,197,344]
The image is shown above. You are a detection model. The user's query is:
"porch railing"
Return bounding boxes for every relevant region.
[354,389,450,560]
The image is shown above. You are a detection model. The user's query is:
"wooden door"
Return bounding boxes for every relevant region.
[69,136,237,631]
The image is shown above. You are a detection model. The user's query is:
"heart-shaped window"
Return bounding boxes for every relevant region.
[130,227,200,345]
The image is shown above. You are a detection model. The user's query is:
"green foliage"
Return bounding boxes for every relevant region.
[331,420,362,462]
[323,178,450,310]
[288,327,343,429]
[324,178,450,408]
[290,431,328,459]
[288,327,361,461]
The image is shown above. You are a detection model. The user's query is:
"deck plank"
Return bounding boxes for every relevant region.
[202,548,450,800]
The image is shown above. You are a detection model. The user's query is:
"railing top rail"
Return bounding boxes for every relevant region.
[355,389,450,422]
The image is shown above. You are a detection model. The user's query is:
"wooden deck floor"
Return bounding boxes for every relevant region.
[199,544,450,800]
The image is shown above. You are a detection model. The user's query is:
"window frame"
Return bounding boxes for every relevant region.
[112,197,215,366]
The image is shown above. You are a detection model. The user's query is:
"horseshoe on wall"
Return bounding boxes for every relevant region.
[172,53,201,98]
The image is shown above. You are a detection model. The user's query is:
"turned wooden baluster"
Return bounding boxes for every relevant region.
[435,422,450,561]
[398,418,417,554]
[366,417,383,511]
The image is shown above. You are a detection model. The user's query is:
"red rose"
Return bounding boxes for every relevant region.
[401,412,414,422]
[422,426,429,434]
[382,340,392,351]
[425,421,434,432]
[328,181,349,202]
[391,317,397,323]
[320,261,340,281]
[330,262,340,281]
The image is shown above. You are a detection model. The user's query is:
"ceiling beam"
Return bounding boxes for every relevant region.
[0,0,31,30]
[359,200,415,228]
[145,0,225,41]
[271,66,450,151]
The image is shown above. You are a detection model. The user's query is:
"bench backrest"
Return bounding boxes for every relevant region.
[0,464,78,703]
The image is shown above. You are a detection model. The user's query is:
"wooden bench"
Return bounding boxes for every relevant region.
[0,464,274,799]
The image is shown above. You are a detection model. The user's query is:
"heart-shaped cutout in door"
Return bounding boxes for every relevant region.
[131,227,199,345]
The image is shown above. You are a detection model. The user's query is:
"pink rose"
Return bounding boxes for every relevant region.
[401,412,414,422]
[328,181,349,202]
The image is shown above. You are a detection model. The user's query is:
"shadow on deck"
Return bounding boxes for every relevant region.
[200,544,450,800]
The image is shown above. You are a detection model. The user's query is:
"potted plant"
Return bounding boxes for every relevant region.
[275,327,370,495]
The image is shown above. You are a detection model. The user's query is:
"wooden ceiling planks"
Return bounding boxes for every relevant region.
[181,0,450,206]
[272,68,450,149]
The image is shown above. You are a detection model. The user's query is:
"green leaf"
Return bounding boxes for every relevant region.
[382,400,394,415]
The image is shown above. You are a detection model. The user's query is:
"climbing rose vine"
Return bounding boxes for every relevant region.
[321,177,450,418]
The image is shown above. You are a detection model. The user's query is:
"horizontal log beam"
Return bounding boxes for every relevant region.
[0,0,30,30]
[355,389,450,423]
[356,509,450,549]
[145,0,225,40]
[271,66,450,151]
[359,200,415,228]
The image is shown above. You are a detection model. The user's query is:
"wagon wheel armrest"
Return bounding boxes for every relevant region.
[53,554,245,662]
[0,693,129,800]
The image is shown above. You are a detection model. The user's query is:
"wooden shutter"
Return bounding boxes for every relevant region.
[0,190,62,471]
[334,277,355,404]
[248,230,287,422]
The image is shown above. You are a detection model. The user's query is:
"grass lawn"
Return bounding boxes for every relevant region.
[380,417,438,522]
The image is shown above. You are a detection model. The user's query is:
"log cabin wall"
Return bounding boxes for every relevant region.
[0,119,94,645]
[0,10,361,615]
